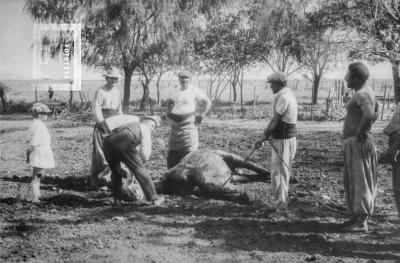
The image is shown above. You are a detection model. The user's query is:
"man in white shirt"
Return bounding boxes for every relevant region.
[90,69,123,188]
[255,71,297,219]
[166,71,212,168]
[103,115,164,206]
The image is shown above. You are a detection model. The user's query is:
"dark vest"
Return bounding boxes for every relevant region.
[271,121,297,139]
[102,109,119,119]
[271,92,297,139]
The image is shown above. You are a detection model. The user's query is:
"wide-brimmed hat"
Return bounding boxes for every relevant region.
[103,69,121,79]
[267,71,288,85]
[30,102,51,114]
[140,115,162,127]
[177,71,191,79]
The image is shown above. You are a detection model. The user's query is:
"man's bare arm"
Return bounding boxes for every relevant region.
[200,97,212,116]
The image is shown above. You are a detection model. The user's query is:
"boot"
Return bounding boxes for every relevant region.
[342,215,368,233]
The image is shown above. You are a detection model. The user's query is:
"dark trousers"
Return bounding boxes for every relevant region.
[167,150,191,169]
[103,128,157,201]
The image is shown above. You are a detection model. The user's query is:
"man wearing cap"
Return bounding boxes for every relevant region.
[166,71,212,168]
[102,115,165,206]
[342,62,379,232]
[90,69,123,188]
[255,71,297,219]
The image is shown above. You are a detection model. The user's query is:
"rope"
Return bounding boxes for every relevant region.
[267,139,348,216]
[220,147,257,188]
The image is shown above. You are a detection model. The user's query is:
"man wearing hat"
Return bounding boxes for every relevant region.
[166,71,212,168]
[90,69,123,188]
[255,71,297,219]
[342,62,379,232]
[102,115,165,206]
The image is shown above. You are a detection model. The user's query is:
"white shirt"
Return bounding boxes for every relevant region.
[170,85,209,115]
[27,119,55,169]
[272,87,297,124]
[28,119,52,148]
[105,115,140,132]
[105,116,153,163]
[139,124,152,162]
[92,85,123,122]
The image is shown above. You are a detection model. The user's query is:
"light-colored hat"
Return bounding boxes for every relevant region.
[267,71,288,85]
[30,102,51,114]
[103,69,121,79]
[140,115,162,127]
[177,71,191,79]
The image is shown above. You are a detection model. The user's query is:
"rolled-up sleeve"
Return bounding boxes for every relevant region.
[274,95,289,116]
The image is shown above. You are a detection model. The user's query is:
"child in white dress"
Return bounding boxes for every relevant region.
[26,103,55,203]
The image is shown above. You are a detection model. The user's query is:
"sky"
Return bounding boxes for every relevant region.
[0,0,394,81]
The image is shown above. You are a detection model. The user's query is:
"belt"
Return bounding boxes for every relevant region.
[168,112,195,122]
[104,126,130,140]
[113,126,133,136]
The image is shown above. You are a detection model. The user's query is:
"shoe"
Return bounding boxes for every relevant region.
[268,209,288,221]
[342,216,368,233]
[342,222,368,233]
[341,216,357,227]
[151,196,165,206]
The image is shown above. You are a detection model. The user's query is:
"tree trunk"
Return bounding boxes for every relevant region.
[232,84,237,102]
[156,74,162,106]
[0,91,7,113]
[122,68,133,113]
[312,74,321,105]
[68,88,73,107]
[140,79,151,111]
[231,72,238,103]
[391,60,400,104]
[239,67,244,111]
[155,68,164,106]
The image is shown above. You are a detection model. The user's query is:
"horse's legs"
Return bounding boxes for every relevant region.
[214,150,270,177]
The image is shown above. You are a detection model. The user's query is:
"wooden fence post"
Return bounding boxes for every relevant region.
[381,83,387,121]
[34,85,38,102]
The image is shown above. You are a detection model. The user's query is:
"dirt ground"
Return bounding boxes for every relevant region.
[0,116,399,263]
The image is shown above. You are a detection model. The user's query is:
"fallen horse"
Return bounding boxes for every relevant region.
[97,147,269,203]
[154,149,270,203]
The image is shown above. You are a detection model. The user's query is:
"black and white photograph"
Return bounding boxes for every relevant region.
[0,0,400,262]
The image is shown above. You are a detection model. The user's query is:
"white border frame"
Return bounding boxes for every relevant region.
[33,23,81,91]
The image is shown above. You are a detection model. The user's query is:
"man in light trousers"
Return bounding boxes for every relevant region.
[256,71,297,219]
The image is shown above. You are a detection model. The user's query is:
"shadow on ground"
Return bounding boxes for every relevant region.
[1,175,89,192]
[189,217,400,261]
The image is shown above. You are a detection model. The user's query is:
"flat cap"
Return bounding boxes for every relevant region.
[177,71,191,78]
[140,115,162,127]
[30,102,51,114]
[267,71,288,84]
